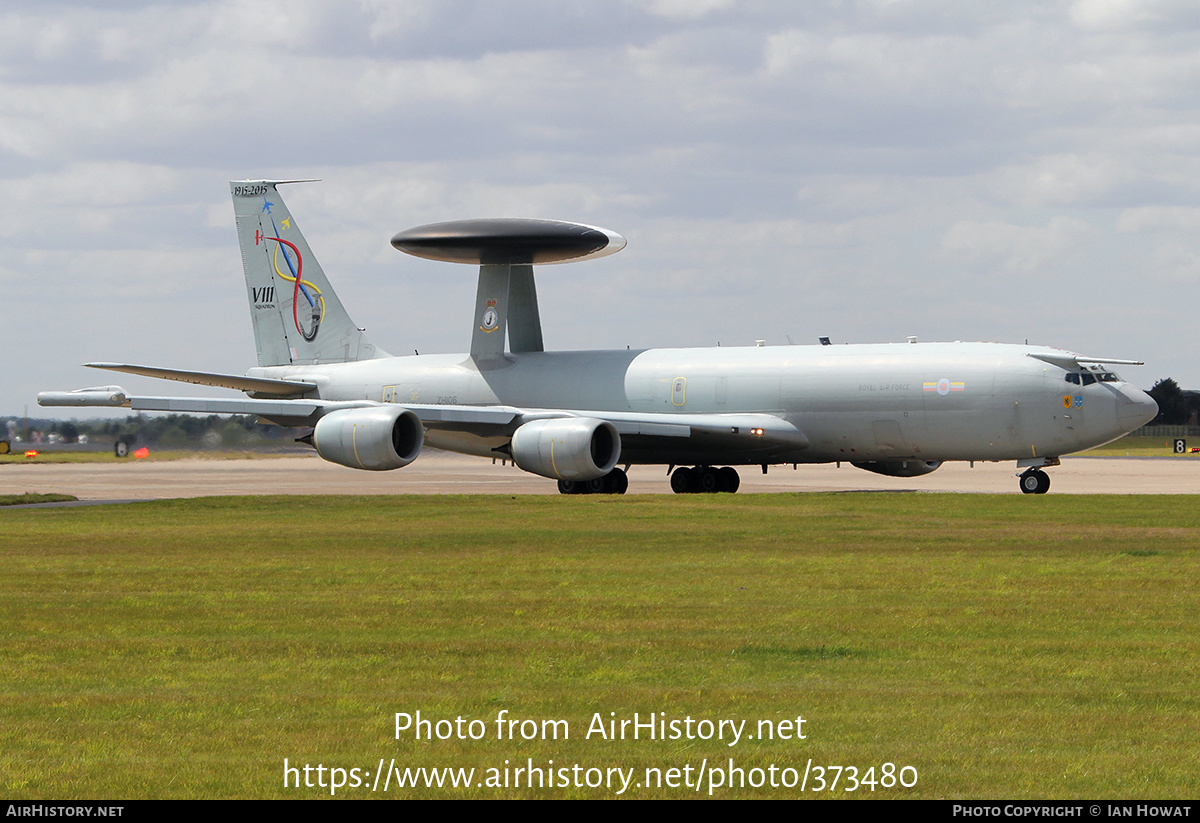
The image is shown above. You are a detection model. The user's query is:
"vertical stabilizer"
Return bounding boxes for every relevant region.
[231,180,386,366]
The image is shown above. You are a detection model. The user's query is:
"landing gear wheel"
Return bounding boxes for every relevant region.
[1019,469,1050,495]
[607,468,629,495]
[671,466,740,494]
[670,467,695,494]
[560,468,629,495]
[114,440,130,458]
[718,466,740,493]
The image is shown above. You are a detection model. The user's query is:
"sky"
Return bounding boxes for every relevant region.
[4,0,1200,418]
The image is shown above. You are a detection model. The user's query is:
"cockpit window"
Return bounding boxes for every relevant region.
[1066,371,1121,385]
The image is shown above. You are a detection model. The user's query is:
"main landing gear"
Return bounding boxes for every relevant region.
[670,466,741,494]
[1018,468,1051,494]
[557,467,628,495]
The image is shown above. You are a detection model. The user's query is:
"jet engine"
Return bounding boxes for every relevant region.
[510,418,620,481]
[312,407,424,471]
[851,459,942,478]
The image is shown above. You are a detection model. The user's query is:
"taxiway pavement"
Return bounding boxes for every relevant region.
[1,452,1197,500]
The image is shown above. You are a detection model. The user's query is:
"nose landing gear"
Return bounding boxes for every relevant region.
[1019,468,1051,494]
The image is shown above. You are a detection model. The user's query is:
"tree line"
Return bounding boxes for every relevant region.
[1147,379,1198,426]
[8,414,305,449]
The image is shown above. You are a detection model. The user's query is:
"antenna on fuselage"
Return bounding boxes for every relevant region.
[390,219,626,367]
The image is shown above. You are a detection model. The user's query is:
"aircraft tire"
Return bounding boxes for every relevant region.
[698,467,720,493]
[1033,470,1051,494]
[114,440,130,458]
[1019,469,1051,495]
[670,467,695,494]
[608,468,629,495]
[558,479,581,495]
[718,466,740,493]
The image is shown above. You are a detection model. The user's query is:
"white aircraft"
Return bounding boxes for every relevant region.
[39,180,1158,495]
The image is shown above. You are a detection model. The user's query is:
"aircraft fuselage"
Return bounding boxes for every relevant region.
[251,340,1155,466]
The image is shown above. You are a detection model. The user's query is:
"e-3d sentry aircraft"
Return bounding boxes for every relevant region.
[39,180,1158,495]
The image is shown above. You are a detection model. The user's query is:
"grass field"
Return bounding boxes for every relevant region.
[0,493,77,506]
[2,494,1197,799]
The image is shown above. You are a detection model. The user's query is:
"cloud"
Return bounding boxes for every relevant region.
[6,0,1200,413]
[989,154,1132,208]
[937,217,1091,274]
[1069,0,1200,31]
[642,0,735,20]
[1117,206,1200,233]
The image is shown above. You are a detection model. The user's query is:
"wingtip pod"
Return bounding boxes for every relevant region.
[390,218,626,265]
[38,386,128,407]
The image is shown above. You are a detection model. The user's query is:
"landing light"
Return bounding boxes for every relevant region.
[750,428,765,436]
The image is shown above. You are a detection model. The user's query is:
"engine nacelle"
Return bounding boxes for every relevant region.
[312,407,424,471]
[851,459,943,478]
[510,418,621,481]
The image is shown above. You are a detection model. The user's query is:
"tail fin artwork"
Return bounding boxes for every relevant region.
[231,180,386,366]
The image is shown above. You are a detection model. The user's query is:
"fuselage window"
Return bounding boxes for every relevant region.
[1065,373,1080,385]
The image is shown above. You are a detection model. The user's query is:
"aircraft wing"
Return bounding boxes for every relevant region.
[39,388,347,427]
[393,405,808,462]
[37,387,806,459]
[590,410,808,451]
[85,363,317,396]
[37,388,523,429]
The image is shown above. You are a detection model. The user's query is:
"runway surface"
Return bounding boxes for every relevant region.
[2,452,1198,500]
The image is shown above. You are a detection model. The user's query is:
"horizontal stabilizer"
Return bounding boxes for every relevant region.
[86,363,316,396]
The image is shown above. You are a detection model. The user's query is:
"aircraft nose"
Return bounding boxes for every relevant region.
[1117,386,1158,430]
